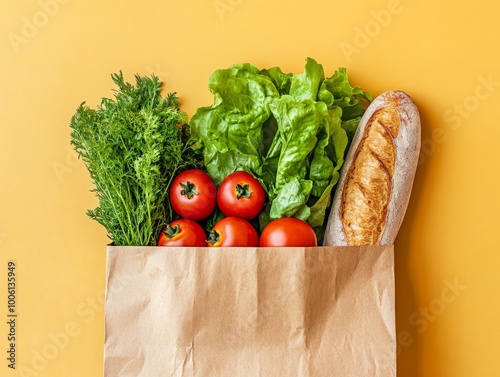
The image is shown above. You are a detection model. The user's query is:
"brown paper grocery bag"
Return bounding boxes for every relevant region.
[104,245,395,377]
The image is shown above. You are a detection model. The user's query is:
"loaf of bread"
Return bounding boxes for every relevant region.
[323,90,421,246]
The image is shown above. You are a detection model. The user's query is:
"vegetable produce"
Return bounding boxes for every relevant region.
[157,219,207,247]
[169,169,217,220]
[259,217,317,247]
[70,72,201,246]
[190,58,371,242]
[207,217,259,247]
[217,171,266,220]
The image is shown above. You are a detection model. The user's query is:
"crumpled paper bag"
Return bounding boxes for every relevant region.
[104,245,395,377]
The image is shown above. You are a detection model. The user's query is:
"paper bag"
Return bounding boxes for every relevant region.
[104,245,395,377]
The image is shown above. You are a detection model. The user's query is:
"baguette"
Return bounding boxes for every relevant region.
[323,90,421,246]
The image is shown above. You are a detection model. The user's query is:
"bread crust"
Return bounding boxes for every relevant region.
[323,90,421,246]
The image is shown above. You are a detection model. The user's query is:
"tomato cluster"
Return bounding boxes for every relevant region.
[157,169,317,247]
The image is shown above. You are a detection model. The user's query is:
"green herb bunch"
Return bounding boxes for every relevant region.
[70,72,201,246]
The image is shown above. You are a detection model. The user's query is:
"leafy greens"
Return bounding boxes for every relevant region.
[190,58,371,240]
[70,72,201,246]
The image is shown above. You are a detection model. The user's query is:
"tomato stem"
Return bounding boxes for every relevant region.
[207,229,220,245]
[180,181,198,199]
[235,183,252,199]
[164,224,180,238]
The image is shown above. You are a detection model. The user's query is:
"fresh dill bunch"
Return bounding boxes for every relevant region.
[70,71,202,246]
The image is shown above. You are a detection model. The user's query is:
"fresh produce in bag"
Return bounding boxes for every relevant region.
[189,57,372,243]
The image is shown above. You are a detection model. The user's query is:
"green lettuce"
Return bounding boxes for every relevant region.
[189,63,279,181]
[190,58,371,241]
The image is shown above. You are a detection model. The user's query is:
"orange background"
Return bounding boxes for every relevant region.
[1,0,499,376]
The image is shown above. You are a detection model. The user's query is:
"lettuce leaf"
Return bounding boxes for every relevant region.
[190,63,279,184]
[289,57,325,102]
[190,58,370,240]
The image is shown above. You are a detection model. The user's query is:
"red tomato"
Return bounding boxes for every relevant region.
[217,171,266,220]
[207,217,259,247]
[169,169,217,220]
[259,217,317,247]
[157,219,206,247]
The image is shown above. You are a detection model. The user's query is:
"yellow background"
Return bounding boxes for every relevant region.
[1,0,498,376]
